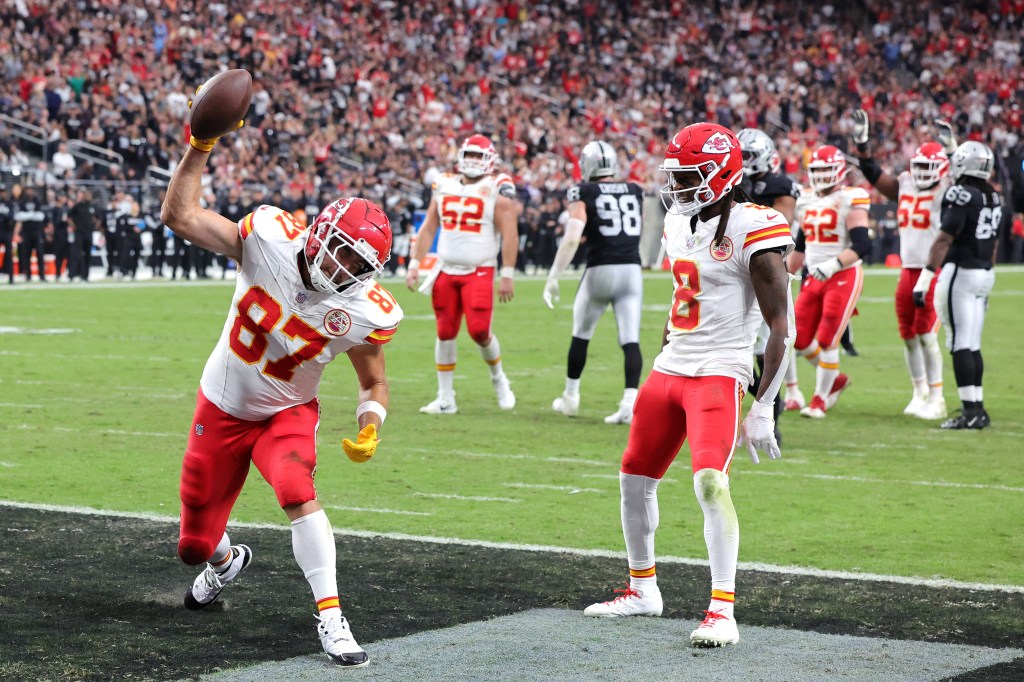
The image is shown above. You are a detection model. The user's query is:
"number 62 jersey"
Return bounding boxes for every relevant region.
[654,203,793,387]
[200,205,403,421]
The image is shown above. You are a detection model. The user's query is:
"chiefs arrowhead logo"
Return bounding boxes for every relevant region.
[702,132,734,154]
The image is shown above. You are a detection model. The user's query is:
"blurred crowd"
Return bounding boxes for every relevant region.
[2,0,1024,278]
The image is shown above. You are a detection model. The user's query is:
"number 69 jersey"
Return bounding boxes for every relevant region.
[654,204,793,386]
[200,205,403,421]
[566,181,644,266]
[433,172,516,274]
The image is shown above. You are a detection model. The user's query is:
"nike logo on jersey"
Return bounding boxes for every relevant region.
[766,213,780,221]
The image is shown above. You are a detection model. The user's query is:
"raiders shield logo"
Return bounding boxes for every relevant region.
[710,236,734,261]
[324,309,352,336]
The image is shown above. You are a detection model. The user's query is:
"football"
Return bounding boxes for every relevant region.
[188,69,253,140]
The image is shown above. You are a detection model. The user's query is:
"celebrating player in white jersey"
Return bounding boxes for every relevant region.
[584,123,794,649]
[851,109,954,420]
[785,146,871,419]
[406,134,520,414]
[162,123,402,667]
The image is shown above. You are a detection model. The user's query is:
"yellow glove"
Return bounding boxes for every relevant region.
[341,423,380,463]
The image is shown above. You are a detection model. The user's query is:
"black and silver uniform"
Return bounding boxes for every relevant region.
[566,181,644,267]
[740,172,800,209]
[940,183,999,270]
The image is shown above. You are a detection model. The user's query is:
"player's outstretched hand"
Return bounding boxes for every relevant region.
[809,257,842,282]
[738,400,781,465]
[342,423,379,463]
[405,265,420,291]
[934,119,958,155]
[851,109,870,145]
[911,268,935,308]
[498,276,514,303]
[542,278,559,309]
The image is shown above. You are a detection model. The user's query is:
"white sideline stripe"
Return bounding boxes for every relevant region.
[503,483,603,493]
[413,492,521,503]
[1,499,1021,594]
[744,469,1024,493]
[321,504,432,517]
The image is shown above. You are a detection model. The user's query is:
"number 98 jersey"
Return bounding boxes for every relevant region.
[566,181,644,266]
[200,205,403,421]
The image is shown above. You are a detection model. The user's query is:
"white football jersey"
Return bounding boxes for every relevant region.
[200,205,403,421]
[896,172,948,269]
[432,172,515,274]
[793,186,870,269]
[654,203,794,386]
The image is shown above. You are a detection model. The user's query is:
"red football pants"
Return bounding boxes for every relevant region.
[795,265,863,350]
[431,267,495,344]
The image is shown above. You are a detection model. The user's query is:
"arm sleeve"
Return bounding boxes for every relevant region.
[849,226,871,259]
[857,156,883,185]
[793,227,806,253]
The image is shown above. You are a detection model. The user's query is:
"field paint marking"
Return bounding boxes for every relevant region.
[0,350,175,362]
[0,462,17,468]
[414,492,521,503]
[0,402,43,409]
[0,326,79,334]
[47,426,182,439]
[406,447,614,468]
[321,504,432,517]
[743,469,1024,493]
[503,483,603,494]
[2,499,1021,593]
[580,473,681,484]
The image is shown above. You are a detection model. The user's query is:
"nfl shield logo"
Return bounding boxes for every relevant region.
[195,424,204,436]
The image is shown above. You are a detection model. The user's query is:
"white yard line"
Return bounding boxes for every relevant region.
[413,492,521,503]
[503,483,603,493]
[1,499,1021,593]
[743,469,1024,493]
[321,504,432,517]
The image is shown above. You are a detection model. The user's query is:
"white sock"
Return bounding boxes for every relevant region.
[292,509,340,615]
[815,348,840,399]
[784,348,800,390]
[435,338,457,399]
[620,472,660,591]
[622,387,638,405]
[957,386,977,402]
[920,333,944,399]
[975,386,983,403]
[799,339,821,366]
[479,336,504,379]
[210,532,232,570]
[565,377,581,396]
[693,469,737,619]
[903,337,926,398]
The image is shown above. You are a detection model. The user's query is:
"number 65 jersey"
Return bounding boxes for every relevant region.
[654,204,793,386]
[200,205,403,421]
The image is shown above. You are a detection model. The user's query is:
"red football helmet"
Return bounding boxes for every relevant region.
[456,134,498,178]
[304,198,392,294]
[910,141,949,189]
[807,145,848,193]
[658,122,743,217]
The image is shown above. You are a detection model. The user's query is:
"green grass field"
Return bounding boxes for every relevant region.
[1,268,1022,587]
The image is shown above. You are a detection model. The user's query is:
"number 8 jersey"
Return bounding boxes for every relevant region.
[566,181,645,266]
[655,203,793,386]
[433,172,516,274]
[200,205,403,421]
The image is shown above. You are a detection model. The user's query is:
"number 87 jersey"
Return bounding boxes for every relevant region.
[566,181,645,266]
[200,205,403,421]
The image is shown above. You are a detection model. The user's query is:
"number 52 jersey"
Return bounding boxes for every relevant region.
[654,203,793,386]
[200,205,403,421]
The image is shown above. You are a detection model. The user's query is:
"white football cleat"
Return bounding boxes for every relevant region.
[825,373,850,410]
[184,544,252,610]
[690,609,740,648]
[419,393,457,415]
[783,387,805,412]
[603,398,634,425]
[915,396,947,420]
[584,584,662,618]
[552,392,580,417]
[903,394,927,416]
[800,395,828,419]
[492,375,516,410]
[317,612,369,667]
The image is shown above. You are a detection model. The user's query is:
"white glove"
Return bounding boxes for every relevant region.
[934,119,957,155]
[809,257,843,281]
[738,399,781,465]
[543,278,559,310]
[851,108,870,145]
[912,267,935,308]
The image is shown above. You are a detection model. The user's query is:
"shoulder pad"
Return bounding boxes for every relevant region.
[943,184,973,207]
[355,282,404,342]
[245,205,307,243]
[845,186,871,208]
[566,185,582,203]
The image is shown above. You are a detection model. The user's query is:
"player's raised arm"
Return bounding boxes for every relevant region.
[161,148,242,261]
[850,109,899,201]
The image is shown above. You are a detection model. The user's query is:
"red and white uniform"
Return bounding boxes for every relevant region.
[201,205,403,421]
[623,204,792,478]
[894,173,947,338]
[429,172,515,342]
[432,171,515,274]
[793,187,869,348]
